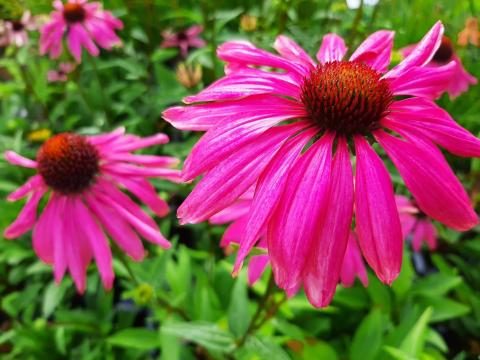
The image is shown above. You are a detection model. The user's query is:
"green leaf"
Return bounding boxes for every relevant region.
[350,309,384,360]
[303,341,338,360]
[228,271,251,337]
[400,307,432,356]
[161,322,235,353]
[42,281,68,318]
[383,346,418,360]
[411,274,462,297]
[418,296,470,322]
[236,336,291,360]
[107,328,159,350]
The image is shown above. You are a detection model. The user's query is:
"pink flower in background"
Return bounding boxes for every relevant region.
[396,195,438,252]
[4,128,181,293]
[40,0,123,62]
[0,11,37,47]
[47,62,76,82]
[160,25,206,58]
[164,21,480,307]
[400,36,477,98]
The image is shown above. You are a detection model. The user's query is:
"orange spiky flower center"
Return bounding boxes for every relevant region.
[63,3,87,24]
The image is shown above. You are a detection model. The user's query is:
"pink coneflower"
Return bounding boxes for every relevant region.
[160,25,206,58]
[40,0,123,62]
[396,195,437,252]
[164,21,480,307]
[4,128,180,293]
[0,11,37,47]
[47,62,76,82]
[400,36,477,98]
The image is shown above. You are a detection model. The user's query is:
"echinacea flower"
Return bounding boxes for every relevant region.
[164,21,480,307]
[40,0,123,62]
[396,195,437,252]
[4,128,181,293]
[400,35,477,98]
[0,11,37,47]
[47,62,76,82]
[160,25,206,58]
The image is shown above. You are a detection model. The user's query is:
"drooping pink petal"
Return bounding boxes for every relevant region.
[67,25,83,62]
[316,33,347,63]
[102,163,182,183]
[234,128,316,272]
[446,55,478,98]
[53,196,67,284]
[247,255,269,285]
[350,30,394,73]
[32,196,57,264]
[273,35,316,68]
[340,233,369,288]
[267,133,334,293]
[412,221,425,252]
[4,151,37,168]
[178,123,308,224]
[384,98,480,157]
[209,199,250,225]
[112,134,169,152]
[74,198,114,290]
[375,130,478,231]
[86,193,145,261]
[220,215,248,248]
[103,153,179,168]
[181,96,307,180]
[303,137,354,307]
[423,220,438,251]
[183,68,301,104]
[354,136,402,285]
[388,61,455,99]
[7,175,43,201]
[386,21,444,78]
[4,188,46,239]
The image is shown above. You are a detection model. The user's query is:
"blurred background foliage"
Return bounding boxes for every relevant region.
[0,0,480,359]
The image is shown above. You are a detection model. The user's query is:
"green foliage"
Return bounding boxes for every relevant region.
[1,0,480,359]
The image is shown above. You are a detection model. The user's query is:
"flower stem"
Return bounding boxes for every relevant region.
[348,0,364,48]
[88,56,111,123]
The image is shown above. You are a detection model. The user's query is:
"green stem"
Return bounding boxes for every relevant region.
[236,273,277,348]
[200,0,218,77]
[367,1,380,32]
[88,56,111,123]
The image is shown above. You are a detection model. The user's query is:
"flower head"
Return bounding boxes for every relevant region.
[176,62,202,89]
[0,11,37,47]
[400,35,477,98]
[40,0,123,62]
[47,62,76,82]
[160,25,206,58]
[164,22,480,307]
[396,195,437,252]
[4,128,181,293]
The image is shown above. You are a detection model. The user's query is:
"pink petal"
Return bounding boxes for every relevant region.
[267,133,334,293]
[220,215,248,248]
[4,151,37,168]
[67,25,83,62]
[182,96,307,180]
[102,163,182,183]
[53,196,67,284]
[74,198,114,290]
[217,40,308,80]
[354,136,402,285]
[385,97,480,158]
[234,128,316,272]
[7,175,43,201]
[185,25,203,37]
[412,221,425,252]
[4,188,46,239]
[104,153,179,168]
[350,30,394,73]
[303,137,354,307]
[247,255,269,285]
[316,33,347,63]
[423,220,437,251]
[178,123,308,224]
[340,233,369,288]
[388,61,456,99]
[70,24,99,59]
[32,196,57,264]
[386,21,444,78]
[399,213,417,241]
[183,68,301,104]
[113,133,169,152]
[446,56,477,98]
[209,199,251,225]
[86,193,145,261]
[273,35,316,68]
[375,130,478,231]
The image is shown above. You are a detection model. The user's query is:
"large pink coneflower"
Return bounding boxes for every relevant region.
[400,36,477,98]
[40,0,123,62]
[396,195,437,252]
[160,25,206,58]
[0,11,37,47]
[4,128,180,293]
[164,21,480,307]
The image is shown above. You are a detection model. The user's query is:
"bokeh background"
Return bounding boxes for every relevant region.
[1,0,480,359]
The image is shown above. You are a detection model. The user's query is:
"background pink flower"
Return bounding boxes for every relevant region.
[396,195,438,252]
[47,62,76,82]
[40,0,123,62]
[0,11,37,47]
[4,128,181,293]
[160,25,206,58]
[400,36,477,98]
[164,21,479,307]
